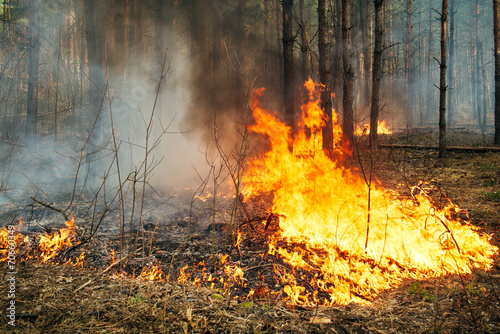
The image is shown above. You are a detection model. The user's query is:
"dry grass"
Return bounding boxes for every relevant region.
[1,257,499,333]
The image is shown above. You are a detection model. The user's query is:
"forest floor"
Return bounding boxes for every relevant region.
[1,128,500,333]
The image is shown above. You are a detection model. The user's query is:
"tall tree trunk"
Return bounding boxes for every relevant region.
[418,0,424,123]
[479,41,488,132]
[54,11,63,141]
[236,0,246,71]
[447,0,455,126]
[25,0,40,149]
[438,0,448,158]
[494,0,500,144]
[319,0,333,156]
[473,0,482,130]
[360,0,371,108]
[405,0,414,127]
[370,0,384,150]
[282,0,295,140]
[264,0,269,85]
[299,0,308,83]
[330,0,343,110]
[426,0,434,123]
[276,0,283,110]
[342,0,354,149]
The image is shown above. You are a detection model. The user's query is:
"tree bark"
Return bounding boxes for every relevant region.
[276,0,284,111]
[25,0,40,149]
[319,0,333,157]
[264,0,269,85]
[360,0,371,108]
[438,0,448,159]
[473,0,482,131]
[426,0,434,123]
[405,0,414,127]
[447,0,455,126]
[369,0,384,150]
[494,0,500,144]
[418,0,424,123]
[342,0,354,149]
[479,41,488,132]
[299,0,308,83]
[282,0,295,140]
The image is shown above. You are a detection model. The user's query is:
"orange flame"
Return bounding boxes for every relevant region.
[38,217,78,262]
[1,222,30,262]
[243,81,497,305]
[354,120,393,136]
[177,254,247,296]
[139,262,164,281]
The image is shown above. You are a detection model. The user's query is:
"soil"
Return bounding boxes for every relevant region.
[1,129,500,333]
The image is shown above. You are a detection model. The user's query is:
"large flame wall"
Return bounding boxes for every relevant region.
[243,81,497,305]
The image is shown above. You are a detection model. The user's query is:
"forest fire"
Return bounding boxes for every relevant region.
[38,217,79,262]
[139,262,165,281]
[354,120,393,136]
[0,217,83,264]
[242,80,497,305]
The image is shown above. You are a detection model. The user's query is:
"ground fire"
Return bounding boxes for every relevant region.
[0,217,85,267]
[242,80,498,305]
[354,120,393,136]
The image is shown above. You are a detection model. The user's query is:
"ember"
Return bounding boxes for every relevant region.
[177,254,248,298]
[243,80,497,306]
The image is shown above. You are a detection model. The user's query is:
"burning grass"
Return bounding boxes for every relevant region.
[354,119,393,136]
[242,80,497,306]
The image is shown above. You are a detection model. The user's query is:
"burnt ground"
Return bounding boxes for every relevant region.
[1,128,500,333]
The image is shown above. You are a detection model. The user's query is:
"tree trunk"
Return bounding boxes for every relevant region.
[479,41,488,132]
[264,0,269,85]
[474,0,483,131]
[418,0,424,123]
[494,0,500,144]
[282,0,295,140]
[299,0,308,83]
[25,0,40,149]
[276,0,283,111]
[330,0,343,111]
[426,0,434,123]
[438,0,448,159]
[319,0,333,156]
[447,0,455,126]
[369,0,384,150]
[360,0,371,108]
[405,0,414,127]
[54,11,63,141]
[342,0,354,149]
[236,0,246,71]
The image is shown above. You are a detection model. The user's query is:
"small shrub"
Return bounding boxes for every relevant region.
[408,281,436,302]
